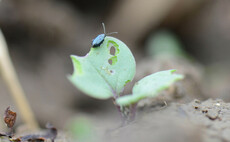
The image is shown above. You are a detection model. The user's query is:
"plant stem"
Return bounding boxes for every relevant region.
[0,29,39,130]
[129,103,137,121]
[113,98,137,125]
[120,104,137,125]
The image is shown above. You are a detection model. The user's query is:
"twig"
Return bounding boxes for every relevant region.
[0,29,39,130]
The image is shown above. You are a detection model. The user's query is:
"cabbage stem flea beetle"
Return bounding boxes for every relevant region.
[92,23,117,48]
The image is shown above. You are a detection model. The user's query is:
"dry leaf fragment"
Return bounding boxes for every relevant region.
[4,106,17,128]
[43,123,57,142]
[0,132,8,137]
[1,107,57,142]
[13,123,57,142]
[20,135,45,142]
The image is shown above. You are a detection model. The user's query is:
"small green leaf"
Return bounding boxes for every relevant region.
[68,118,95,142]
[147,30,189,59]
[116,70,184,106]
[68,36,136,99]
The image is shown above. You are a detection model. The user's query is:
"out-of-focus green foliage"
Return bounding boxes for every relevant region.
[68,118,95,142]
[146,30,190,59]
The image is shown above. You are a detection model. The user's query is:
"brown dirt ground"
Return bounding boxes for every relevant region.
[102,99,230,142]
[47,98,227,142]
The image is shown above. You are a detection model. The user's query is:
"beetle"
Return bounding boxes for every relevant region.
[92,23,117,48]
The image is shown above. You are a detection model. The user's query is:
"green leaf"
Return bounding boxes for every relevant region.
[68,36,136,99]
[116,70,184,106]
[147,30,189,59]
[68,117,95,142]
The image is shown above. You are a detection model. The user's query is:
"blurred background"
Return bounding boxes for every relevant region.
[0,0,230,130]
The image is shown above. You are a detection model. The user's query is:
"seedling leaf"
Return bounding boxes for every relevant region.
[147,30,188,59]
[69,36,136,99]
[69,118,95,142]
[116,70,184,106]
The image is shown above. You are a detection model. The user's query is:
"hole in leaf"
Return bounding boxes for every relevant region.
[110,46,116,56]
[108,56,117,65]
[110,70,114,74]
[108,59,113,65]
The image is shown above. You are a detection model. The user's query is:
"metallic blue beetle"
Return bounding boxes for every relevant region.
[91,23,117,48]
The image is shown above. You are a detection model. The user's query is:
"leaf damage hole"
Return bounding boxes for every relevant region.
[108,59,113,65]
[110,70,114,74]
[108,56,117,66]
[110,46,116,56]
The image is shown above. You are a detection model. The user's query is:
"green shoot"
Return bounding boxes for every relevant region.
[68,117,95,142]
[69,36,183,123]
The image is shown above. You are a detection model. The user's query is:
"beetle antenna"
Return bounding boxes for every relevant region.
[102,23,106,34]
[107,32,118,36]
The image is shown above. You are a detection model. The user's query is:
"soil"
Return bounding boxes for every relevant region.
[101,99,230,142]
[10,99,230,142]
